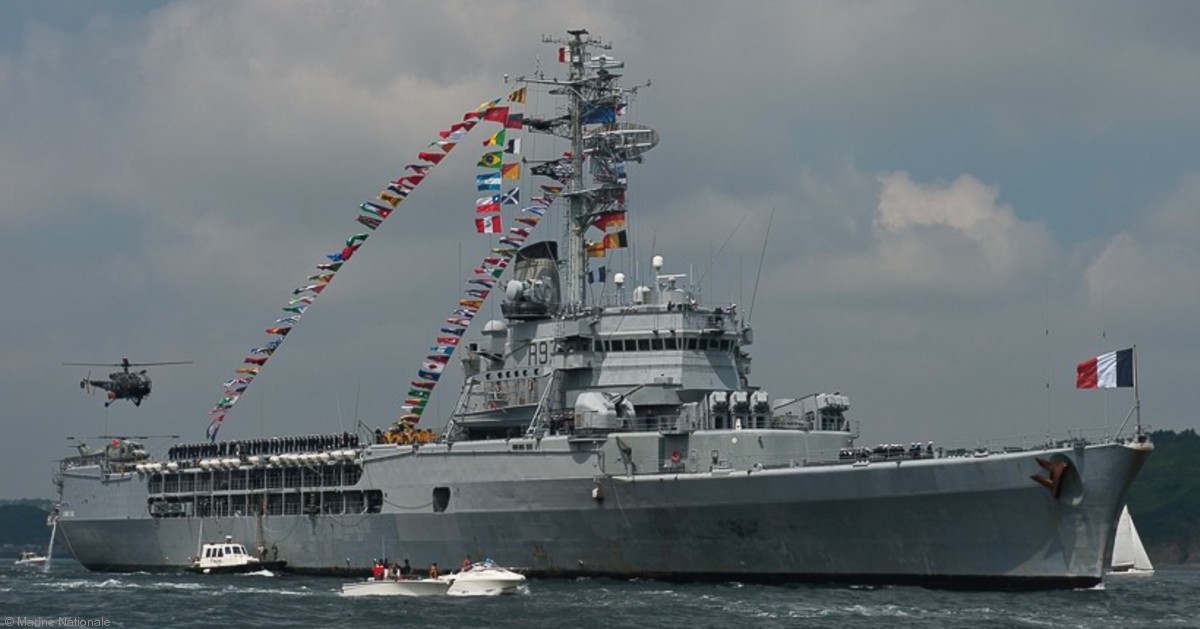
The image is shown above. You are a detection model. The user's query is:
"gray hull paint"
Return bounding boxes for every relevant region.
[56,438,1149,588]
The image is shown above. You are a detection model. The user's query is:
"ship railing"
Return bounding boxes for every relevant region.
[606,449,854,475]
[615,414,819,434]
[622,415,687,433]
[520,371,559,438]
[925,425,1146,457]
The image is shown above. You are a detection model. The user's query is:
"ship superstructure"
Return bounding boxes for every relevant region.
[52,29,1150,589]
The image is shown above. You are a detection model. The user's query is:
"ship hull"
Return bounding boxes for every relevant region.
[55,437,1149,589]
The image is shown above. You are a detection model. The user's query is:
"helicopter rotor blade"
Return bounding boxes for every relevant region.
[62,360,194,367]
[63,362,123,367]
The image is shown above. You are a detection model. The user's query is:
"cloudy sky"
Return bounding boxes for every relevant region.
[2,1,1196,499]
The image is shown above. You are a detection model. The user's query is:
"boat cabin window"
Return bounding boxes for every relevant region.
[687,338,698,351]
[638,339,650,351]
[651,338,663,350]
[664,338,677,350]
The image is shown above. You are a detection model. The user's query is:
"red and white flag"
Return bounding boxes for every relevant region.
[475,216,502,234]
[1076,348,1134,389]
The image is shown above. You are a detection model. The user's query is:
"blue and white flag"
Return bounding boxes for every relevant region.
[476,173,501,191]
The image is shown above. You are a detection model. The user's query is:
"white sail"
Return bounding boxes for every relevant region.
[1110,506,1154,575]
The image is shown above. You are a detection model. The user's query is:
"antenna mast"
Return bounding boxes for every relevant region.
[529,29,648,310]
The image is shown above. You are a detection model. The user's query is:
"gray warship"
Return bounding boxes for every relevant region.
[52,30,1151,589]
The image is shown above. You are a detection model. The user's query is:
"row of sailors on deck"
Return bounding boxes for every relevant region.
[167,433,361,460]
[840,442,934,461]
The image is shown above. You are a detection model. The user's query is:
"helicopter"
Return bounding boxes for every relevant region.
[67,435,179,463]
[63,357,192,407]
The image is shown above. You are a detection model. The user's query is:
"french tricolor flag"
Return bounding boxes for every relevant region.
[1076,348,1134,389]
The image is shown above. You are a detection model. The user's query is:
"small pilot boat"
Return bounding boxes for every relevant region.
[187,536,286,574]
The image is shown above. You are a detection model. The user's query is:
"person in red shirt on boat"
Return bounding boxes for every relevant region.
[462,555,473,571]
[371,559,384,581]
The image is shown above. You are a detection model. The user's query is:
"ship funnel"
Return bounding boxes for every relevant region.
[501,241,560,320]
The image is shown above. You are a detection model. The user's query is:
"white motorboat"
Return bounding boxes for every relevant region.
[1109,505,1155,576]
[14,551,47,567]
[442,562,526,596]
[340,577,451,597]
[340,562,526,597]
[187,535,286,574]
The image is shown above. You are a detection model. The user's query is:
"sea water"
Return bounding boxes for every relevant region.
[2,559,1196,628]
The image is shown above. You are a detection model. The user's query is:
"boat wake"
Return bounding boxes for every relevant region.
[239,569,277,577]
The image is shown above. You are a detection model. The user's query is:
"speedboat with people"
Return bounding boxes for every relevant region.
[341,558,452,597]
[340,559,526,597]
[14,551,47,567]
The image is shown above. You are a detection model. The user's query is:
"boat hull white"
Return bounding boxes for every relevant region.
[341,578,451,597]
[443,565,526,596]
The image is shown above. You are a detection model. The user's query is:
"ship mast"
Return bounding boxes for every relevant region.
[528,29,630,309]
[564,30,589,307]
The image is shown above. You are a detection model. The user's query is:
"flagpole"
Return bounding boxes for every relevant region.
[1133,344,1142,436]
